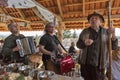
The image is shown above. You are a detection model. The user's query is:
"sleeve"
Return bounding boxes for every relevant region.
[76,38,86,49]
[1,38,14,56]
[76,29,89,49]
[39,36,47,46]
[20,34,25,39]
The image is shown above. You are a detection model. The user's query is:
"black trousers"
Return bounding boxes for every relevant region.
[81,64,106,80]
[3,55,28,65]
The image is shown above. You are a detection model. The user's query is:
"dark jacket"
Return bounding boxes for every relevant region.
[77,26,118,69]
[1,34,25,62]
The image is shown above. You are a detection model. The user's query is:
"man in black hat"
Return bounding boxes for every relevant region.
[76,11,118,80]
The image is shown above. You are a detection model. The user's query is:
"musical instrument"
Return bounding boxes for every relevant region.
[16,37,36,57]
[60,55,74,74]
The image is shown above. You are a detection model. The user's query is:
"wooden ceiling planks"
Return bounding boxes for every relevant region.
[0,0,120,31]
[113,0,120,7]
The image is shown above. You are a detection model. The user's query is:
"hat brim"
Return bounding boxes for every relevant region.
[87,13,105,23]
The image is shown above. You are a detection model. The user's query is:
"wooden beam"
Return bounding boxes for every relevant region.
[29,21,44,24]
[8,16,30,23]
[48,0,108,9]
[83,22,85,28]
[37,0,51,3]
[56,22,65,41]
[63,14,120,22]
[0,7,5,14]
[63,3,82,7]
[63,6,120,15]
[0,7,8,15]
[110,0,114,7]
[0,23,7,30]
[83,0,85,17]
[0,7,30,23]
[56,0,63,19]
[16,9,26,19]
[9,12,19,15]
[86,0,109,4]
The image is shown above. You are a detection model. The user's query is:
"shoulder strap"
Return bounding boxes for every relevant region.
[54,35,67,52]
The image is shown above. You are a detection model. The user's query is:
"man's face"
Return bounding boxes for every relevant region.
[46,25,55,33]
[89,16,101,27]
[8,23,19,34]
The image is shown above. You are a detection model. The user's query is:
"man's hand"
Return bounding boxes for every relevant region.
[84,39,94,46]
[108,27,115,34]
[62,52,68,57]
[108,27,116,41]
[12,46,22,52]
[108,20,117,41]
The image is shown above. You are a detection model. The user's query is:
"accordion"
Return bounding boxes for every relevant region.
[16,37,36,57]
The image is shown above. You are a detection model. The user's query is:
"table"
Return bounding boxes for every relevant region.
[50,74,80,80]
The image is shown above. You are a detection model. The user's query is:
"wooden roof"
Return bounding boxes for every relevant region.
[0,0,120,31]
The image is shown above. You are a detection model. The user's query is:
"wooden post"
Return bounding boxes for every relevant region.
[53,16,63,41]
[56,22,64,42]
[107,1,112,80]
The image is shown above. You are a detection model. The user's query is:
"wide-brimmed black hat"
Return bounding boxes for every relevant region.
[87,11,105,23]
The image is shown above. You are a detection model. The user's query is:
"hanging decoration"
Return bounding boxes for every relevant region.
[0,0,59,26]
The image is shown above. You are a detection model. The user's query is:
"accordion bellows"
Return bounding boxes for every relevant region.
[16,37,36,57]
